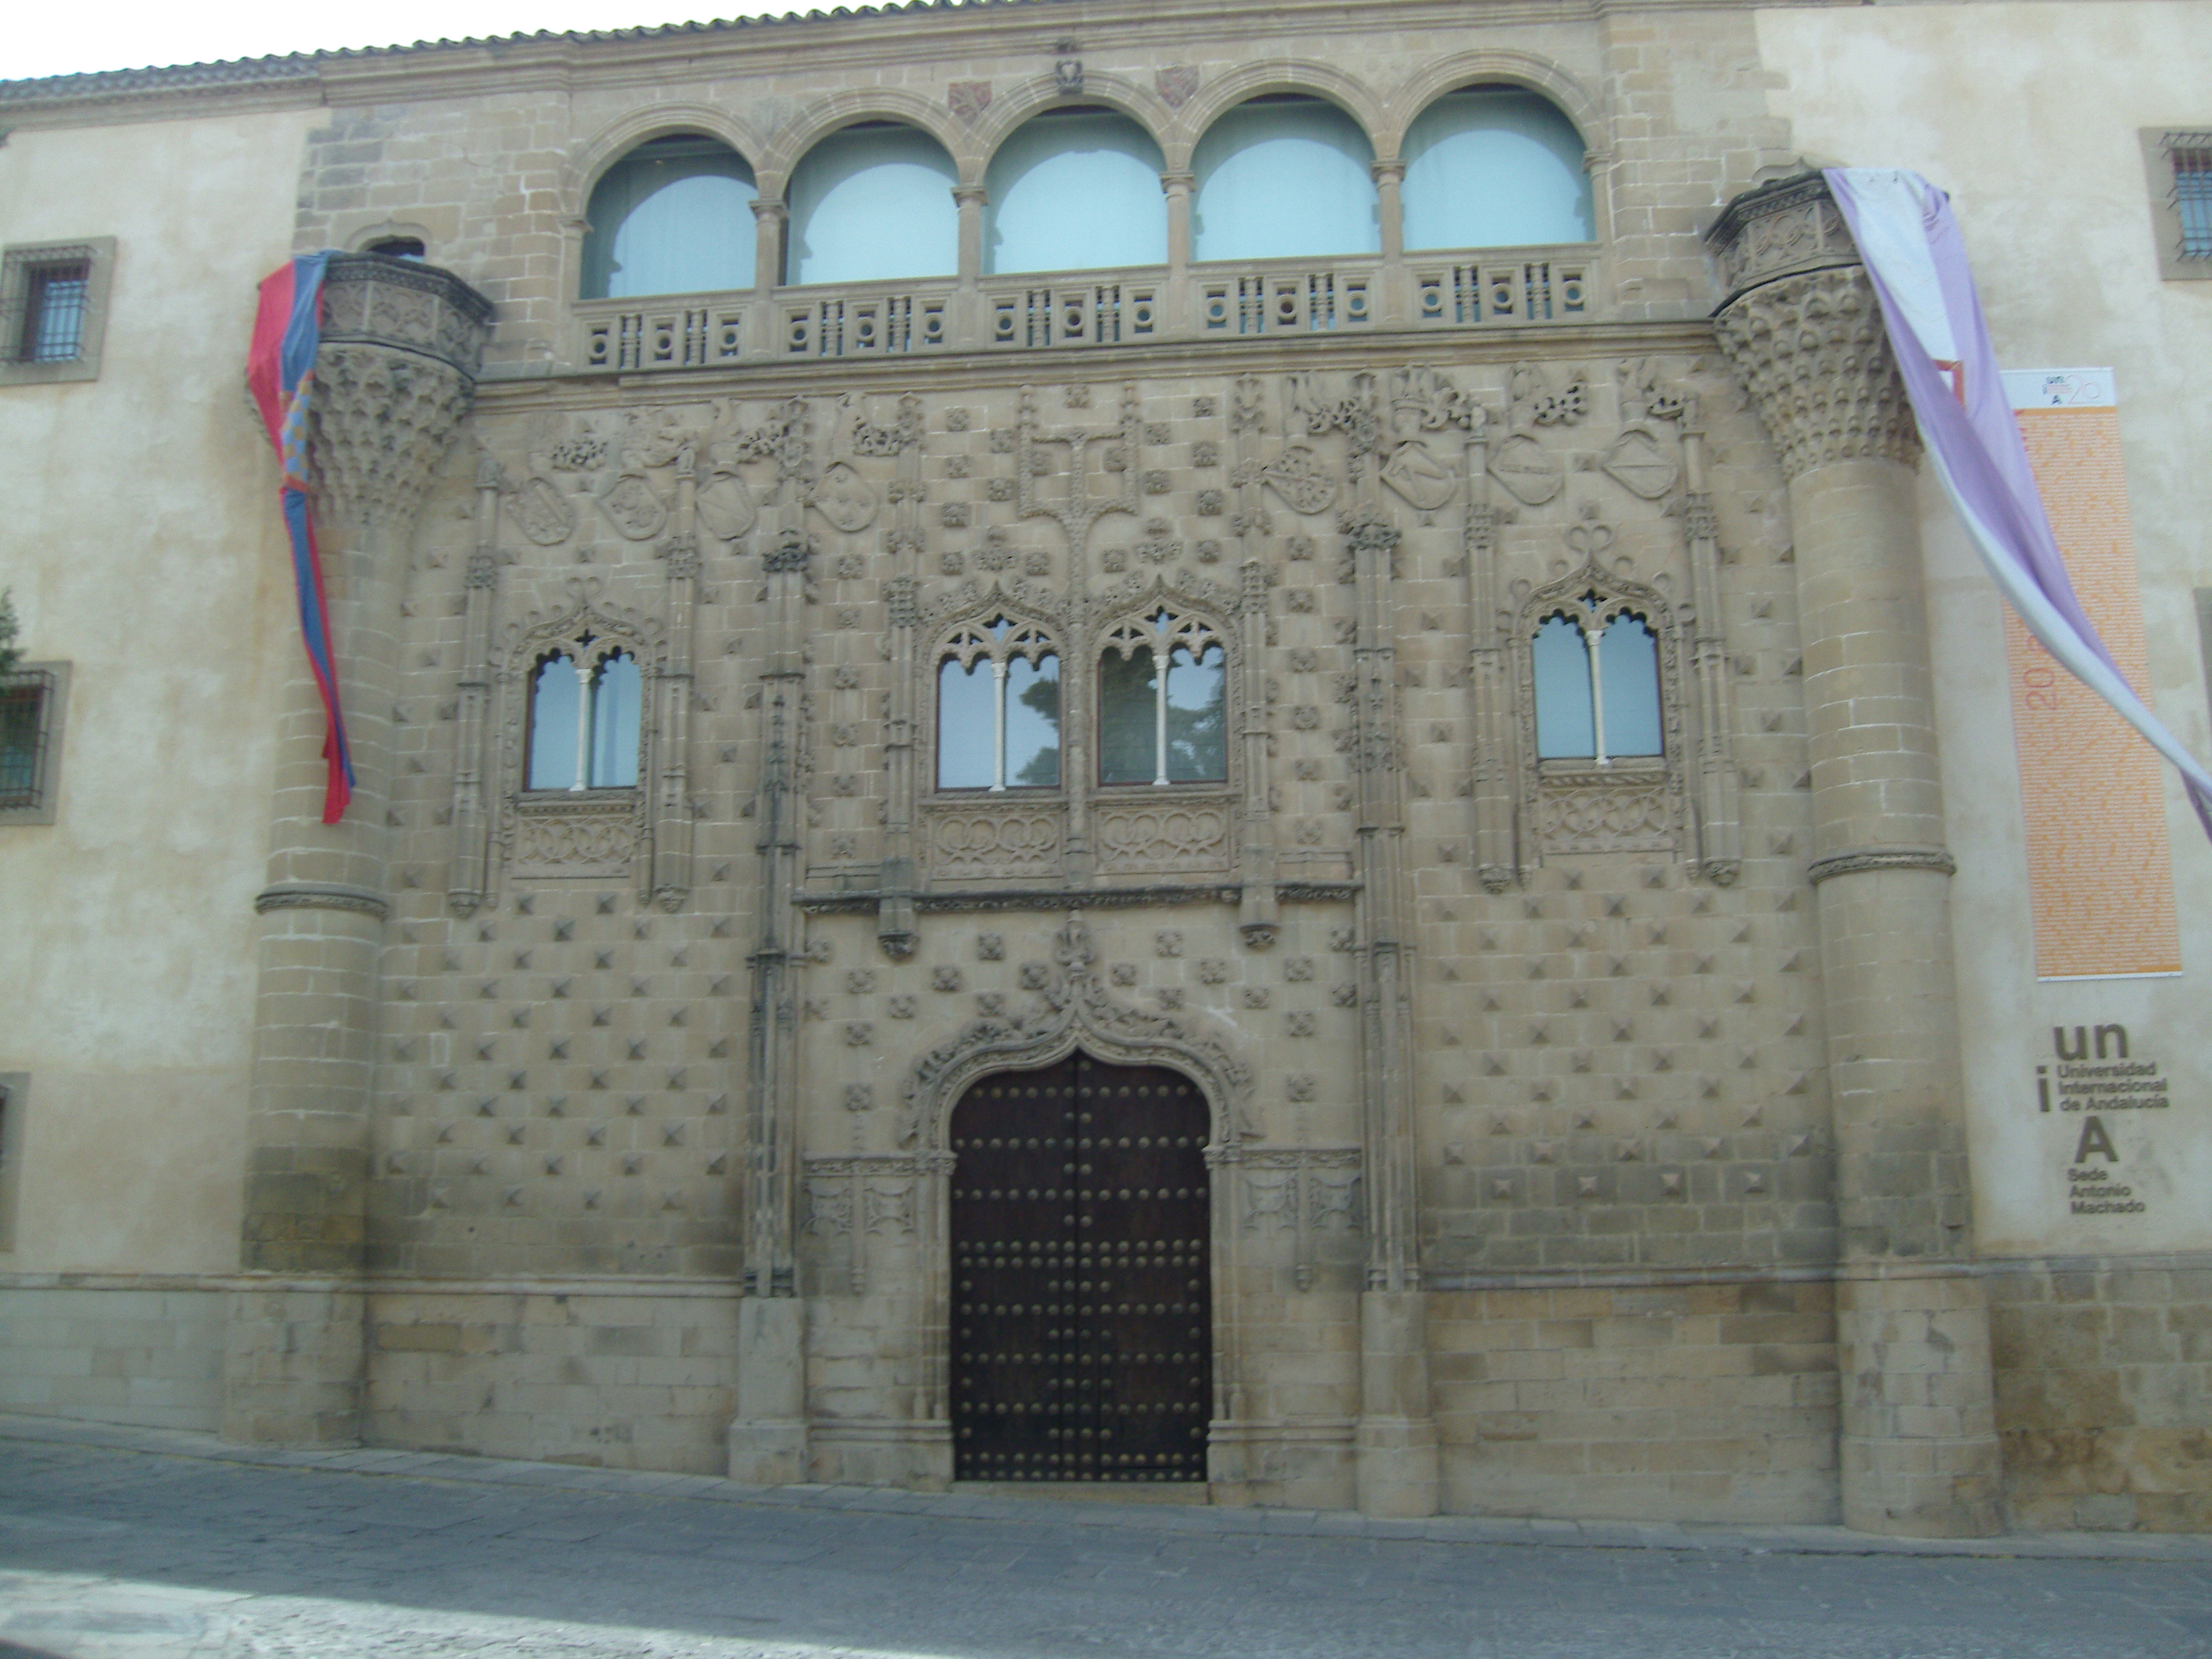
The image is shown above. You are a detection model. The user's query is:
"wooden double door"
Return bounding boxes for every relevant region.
[949,1052,1212,1483]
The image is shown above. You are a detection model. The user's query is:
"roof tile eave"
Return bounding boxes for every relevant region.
[0,0,1045,105]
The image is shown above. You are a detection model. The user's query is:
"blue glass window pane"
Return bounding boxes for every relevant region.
[1165,644,1227,782]
[528,655,580,789]
[1098,650,1159,785]
[589,654,642,787]
[1598,615,1663,758]
[985,109,1167,274]
[583,137,756,299]
[1533,617,1595,759]
[1005,655,1062,787]
[937,659,996,789]
[1192,98,1379,262]
[788,123,958,285]
[1402,88,1594,251]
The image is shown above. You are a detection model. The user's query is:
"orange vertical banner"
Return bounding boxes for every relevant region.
[2000,369,2180,978]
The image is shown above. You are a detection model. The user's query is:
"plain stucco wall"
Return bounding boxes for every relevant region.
[0,107,315,1273]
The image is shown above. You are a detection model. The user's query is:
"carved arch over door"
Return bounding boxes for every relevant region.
[898,912,1257,1152]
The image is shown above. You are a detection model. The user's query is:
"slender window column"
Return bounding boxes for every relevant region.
[1151,649,1171,786]
[569,660,593,790]
[989,657,1009,792]
[1584,625,1609,765]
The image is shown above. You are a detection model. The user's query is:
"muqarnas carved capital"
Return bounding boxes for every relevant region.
[308,255,493,535]
[1712,265,1917,483]
[1707,175,1917,483]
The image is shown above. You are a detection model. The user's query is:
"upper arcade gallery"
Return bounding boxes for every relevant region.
[561,84,1598,300]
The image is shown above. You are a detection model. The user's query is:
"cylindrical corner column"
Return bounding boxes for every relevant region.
[223,255,491,1447]
[1707,175,2001,1538]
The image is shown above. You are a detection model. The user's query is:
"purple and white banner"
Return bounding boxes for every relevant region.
[1824,168,2212,843]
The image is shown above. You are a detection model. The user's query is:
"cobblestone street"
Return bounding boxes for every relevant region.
[2,1416,2209,1658]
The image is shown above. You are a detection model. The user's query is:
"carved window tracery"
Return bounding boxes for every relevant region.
[496,598,664,883]
[525,634,644,791]
[1514,564,1686,864]
[934,615,1062,792]
[1098,608,1228,787]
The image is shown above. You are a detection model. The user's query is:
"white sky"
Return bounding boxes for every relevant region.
[1,0,805,81]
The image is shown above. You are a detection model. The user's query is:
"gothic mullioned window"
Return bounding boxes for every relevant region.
[1098,611,1227,786]
[1532,592,1663,763]
[935,618,1061,791]
[526,639,643,790]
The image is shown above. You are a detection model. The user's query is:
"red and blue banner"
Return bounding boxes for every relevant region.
[247,251,353,824]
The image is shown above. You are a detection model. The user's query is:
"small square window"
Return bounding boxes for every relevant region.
[0,662,69,825]
[0,238,116,385]
[2142,131,2212,280]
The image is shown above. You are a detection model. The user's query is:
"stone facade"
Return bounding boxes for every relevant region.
[2,0,2208,1535]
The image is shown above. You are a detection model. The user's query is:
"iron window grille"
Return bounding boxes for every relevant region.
[2168,133,2212,260]
[0,239,114,384]
[0,665,67,823]
[2145,131,2212,280]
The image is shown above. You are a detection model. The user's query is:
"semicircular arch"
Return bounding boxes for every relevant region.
[567,105,770,216]
[1168,60,1386,170]
[760,89,967,187]
[972,72,1177,178]
[1379,51,1603,166]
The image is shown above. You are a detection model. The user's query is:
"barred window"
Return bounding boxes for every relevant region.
[1099,611,1227,786]
[526,643,642,790]
[0,664,67,824]
[936,618,1061,791]
[2173,140,2212,259]
[2145,131,2212,280]
[1,239,114,385]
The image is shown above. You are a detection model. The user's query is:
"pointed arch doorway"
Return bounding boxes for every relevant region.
[949,1051,1212,1484]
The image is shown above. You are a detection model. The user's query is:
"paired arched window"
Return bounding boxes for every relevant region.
[582,133,757,300]
[931,610,1229,792]
[1192,95,1380,263]
[1532,594,1662,763]
[1402,87,1594,249]
[526,641,643,790]
[1099,612,1228,785]
[984,107,1168,275]
[787,122,959,286]
[936,619,1062,791]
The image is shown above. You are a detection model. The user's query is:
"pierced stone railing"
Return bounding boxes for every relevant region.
[570,245,1603,373]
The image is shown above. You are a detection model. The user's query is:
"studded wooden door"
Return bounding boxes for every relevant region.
[950,1052,1212,1484]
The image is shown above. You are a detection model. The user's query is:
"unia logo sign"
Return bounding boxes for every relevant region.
[2035,1023,2168,1217]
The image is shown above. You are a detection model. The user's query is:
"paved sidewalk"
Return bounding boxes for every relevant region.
[2,1412,2210,1657]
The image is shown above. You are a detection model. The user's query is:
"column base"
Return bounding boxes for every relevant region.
[220,1286,366,1447]
[1354,1416,1440,1519]
[1838,1271,2004,1537]
[730,1295,808,1484]
[727,1419,810,1486]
